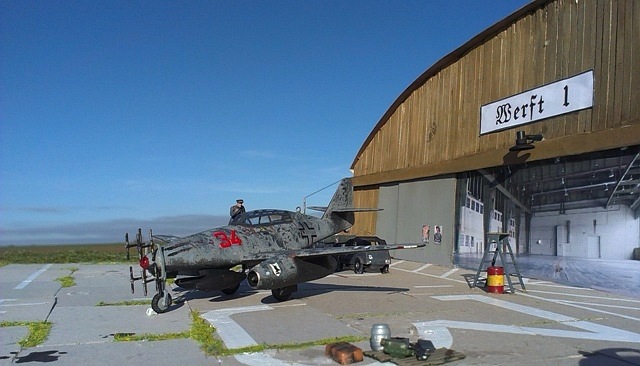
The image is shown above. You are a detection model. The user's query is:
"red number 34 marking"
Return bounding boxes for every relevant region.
[212,230,242,248]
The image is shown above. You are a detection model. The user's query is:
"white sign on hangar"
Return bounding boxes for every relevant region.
[480,70,594,135]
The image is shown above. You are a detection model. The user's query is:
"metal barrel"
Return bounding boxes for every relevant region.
[370,323,391,351]
[487,266,505,294]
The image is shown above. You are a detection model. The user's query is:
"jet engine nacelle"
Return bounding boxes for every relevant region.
[247,255,336,290]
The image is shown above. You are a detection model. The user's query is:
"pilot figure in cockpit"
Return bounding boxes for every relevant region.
[229,199,246,224]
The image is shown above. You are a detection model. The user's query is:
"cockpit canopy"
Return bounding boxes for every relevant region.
[230,209,294,226]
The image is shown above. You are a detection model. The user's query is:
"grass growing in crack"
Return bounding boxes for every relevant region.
[219,335,368,356]
[190,309,225,355]
[55,267,78,287]
[114,331,191,342]
[188,310,367,356]
[111,310,368,357]
[1,321,52,348]
[55,276,75,287]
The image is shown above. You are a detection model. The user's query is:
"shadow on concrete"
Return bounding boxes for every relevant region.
[578,348,640,365]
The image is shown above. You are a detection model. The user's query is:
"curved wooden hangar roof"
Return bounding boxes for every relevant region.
[350,0,639,188]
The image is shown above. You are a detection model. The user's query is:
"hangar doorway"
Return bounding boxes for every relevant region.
[455,145,640,261]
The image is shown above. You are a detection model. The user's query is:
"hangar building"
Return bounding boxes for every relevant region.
[349,0,640,266]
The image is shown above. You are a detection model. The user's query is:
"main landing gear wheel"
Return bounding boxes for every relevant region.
[221,282,241,295]
[152,292,172,314]
[354,258,364,274]
[271,285,297,301]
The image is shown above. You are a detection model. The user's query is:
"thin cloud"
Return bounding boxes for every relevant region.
[0,214,229,246]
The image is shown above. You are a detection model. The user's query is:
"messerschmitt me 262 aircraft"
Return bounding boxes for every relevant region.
[126,178,424,313]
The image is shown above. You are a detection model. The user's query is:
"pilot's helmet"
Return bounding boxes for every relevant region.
[236,199,244,204]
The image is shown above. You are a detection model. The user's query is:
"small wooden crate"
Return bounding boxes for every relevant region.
[325,342,364,365]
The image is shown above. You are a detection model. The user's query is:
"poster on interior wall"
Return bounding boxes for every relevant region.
[434,225,442,245]
[422,225,430,244]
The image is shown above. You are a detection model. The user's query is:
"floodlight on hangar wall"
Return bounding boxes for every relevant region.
[509,131,544,152]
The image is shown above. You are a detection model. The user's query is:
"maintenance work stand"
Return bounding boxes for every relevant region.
[471,232,526,293]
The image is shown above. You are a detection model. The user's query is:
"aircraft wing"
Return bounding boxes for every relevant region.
[242,243,425,262]
[152,235,180,244]
[295,243,425,258]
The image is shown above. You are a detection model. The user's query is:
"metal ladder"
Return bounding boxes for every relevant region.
[471,232,526,293]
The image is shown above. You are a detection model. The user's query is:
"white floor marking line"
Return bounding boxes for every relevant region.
[529,282,596,291]
[389,260,405,267]
[202,305,273,349]
[521,292,640,322]
[439,268,459,278]
[0,301,48,307]
[202,305,309,366]
[391,266,467,284]
[526,289,640,303]
[413,294,640,343]
[557,299,640,311]
[14,264,52,290]
[414,285,453,288]
[414,263,432,272]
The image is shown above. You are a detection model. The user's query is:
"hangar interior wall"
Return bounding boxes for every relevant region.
[376,178,456,266]
[526,205,640,260]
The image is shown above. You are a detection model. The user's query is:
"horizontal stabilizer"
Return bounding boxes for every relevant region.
[308,206,381,213]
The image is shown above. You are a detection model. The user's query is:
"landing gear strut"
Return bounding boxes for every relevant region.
[150,246,171,313]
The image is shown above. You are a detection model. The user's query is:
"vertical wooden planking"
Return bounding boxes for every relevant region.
[433,72,442,165]
[563,0,579,137]
[481,37,498,152]
[353,188,379,235]
[579,0,597,133]
[459,55,473,158]
[597,0,613,131]
[467,49,480,156]
[424,79,436,165]
[443,64,455,159]
[551,0,566,138]
[408,94,417,167]
[616,0,632,125]
[630,0,640,123]
[609,0,624,129]
[474,49,483,156]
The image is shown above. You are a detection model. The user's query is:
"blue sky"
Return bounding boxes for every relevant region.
[0,1,528,245]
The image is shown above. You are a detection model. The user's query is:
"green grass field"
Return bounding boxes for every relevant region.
[0,243,137,266]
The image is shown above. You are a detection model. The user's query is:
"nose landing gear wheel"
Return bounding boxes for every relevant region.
[151,292,172,313]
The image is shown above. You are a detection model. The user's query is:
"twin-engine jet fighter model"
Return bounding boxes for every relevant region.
[126,178,424,313]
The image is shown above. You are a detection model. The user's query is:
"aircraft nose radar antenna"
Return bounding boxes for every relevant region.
[125,228,171,313]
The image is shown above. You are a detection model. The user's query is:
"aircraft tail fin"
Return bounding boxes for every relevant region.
[308,178,379,229]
